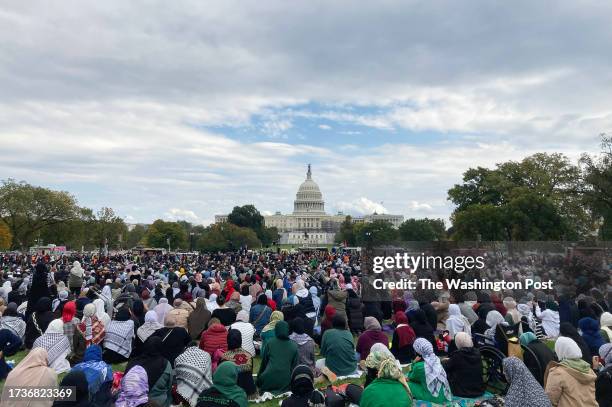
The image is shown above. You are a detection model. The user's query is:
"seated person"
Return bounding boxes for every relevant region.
[390,312,415,364]
[257,320,299,394]
[317,315,357,377]
[361,351,412,407]
[221,329,256,397]
[408,338,452,404]
[520,332,556,385]
[442,332,485,398]
[356,317,389,361]
[281,365,326,407]
[197,361,247,407]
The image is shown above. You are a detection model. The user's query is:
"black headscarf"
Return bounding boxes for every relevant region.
[26,262,51,318]
[132,300,145,325]
[559,322,592,364]
[115,307,131,322]
[4,302,19,317]
[257,293,268,306]
[53,370,90,407]
[227,329,242,351]
[290,364,315,397]
[290,317,305,335]
[165,287,175,304]
[125,336,168,389]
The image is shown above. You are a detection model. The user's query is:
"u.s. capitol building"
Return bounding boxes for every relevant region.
[215,165,403,245]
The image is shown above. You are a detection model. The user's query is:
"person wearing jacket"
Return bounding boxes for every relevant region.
[199,318,228,356]
[326,281,348,326]
[257,320,299,394]
[579,317,606,356]
[356,317,388,361]
[442,332,485,398]
[346,284,364,334]
[596,342,612,407]
[544,336,598,407]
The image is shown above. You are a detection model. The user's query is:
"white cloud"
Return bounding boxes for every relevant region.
[336,197,388,216]
[318,124,331,130]
[164,208,205,224]
[408,201,433,212]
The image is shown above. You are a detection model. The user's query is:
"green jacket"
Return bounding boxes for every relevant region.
[257,321,299,394]
[408,361,449,404]
[320,328,357,376]
[361,378,413,407]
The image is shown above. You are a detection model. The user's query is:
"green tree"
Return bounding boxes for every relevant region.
[227,205,264,230]
[335,216,357,245]
[0,179,81,249]
[0,221,12,250]
[399,218,446,241]
[448,153,588,240]
[452,204,508,241]
[258,226,280,247]
[197,223,261,252]
[355,220,398,246]
[581,134,612,239]
[504,193,568,240]
[92,207,128,251]
[145,219,188,250]
[126,224,147,248]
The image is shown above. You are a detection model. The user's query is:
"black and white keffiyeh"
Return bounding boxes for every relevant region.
[0,316,26,339]
[175,346,213,407]
[103,319,134,358]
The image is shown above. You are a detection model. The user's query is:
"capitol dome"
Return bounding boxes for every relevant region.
[293,164,325,214]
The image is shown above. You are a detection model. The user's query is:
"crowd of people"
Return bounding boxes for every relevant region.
[0,248,610,407]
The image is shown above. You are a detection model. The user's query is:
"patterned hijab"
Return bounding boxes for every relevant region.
[115,365,149,407]
[175,346,213,407]
[262,310,284,333]
[503,357,552,407]
[71,345,113,394]
[413,337,451,400]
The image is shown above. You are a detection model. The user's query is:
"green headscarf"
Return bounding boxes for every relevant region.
[274,320,290,340]
[519,332,537,346]
[212,362,248,407]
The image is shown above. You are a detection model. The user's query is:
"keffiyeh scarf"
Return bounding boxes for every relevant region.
[175,347,213,407]
[413,337,451,400]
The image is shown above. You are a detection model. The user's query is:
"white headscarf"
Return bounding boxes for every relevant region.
[154,298,173,324]
[555,337,582,361]
[413,338,451,400]
[70,261,84,277]
[137,310,164,342]
[485,310,508,338]
[93,298,111,326]
[445,304,469,337]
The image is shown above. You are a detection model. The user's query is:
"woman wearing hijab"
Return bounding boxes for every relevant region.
[280,365,325,407]
[289,317,315,370]
[544,337,598,406]
[391,311,415,363]
[61,301,79,350]
[320,304,336,337]
[68,261,85,296]
[537,301,561,338]
[257,320,299,394]
[249,293,272,337]
[154,297,173,325]
[77,303,105,353]
[175,346,213,407]
[579,316,606,356]
[0,302,26,340]
[471,304,491,336]
[125,336,173,407]
[272,279,287,308]
[188,297,212,340]
[92,298,111,327]
[71,345,113,405]
[408,337,451,403]
[0,327,22,380]
[520,332,556,385]
[361,351,412,407]
[442,332,484,398]
[102,307,135,363]
[409,309,436,347]
[504,297,521,325]
[596,342,612,407]
[25,296,54,348]
[503,356,552,407]
[356,316,389,361]
[319,315,357,377]
[221,329,256,397]
[197,361,247,407]
[52,370,90,407]
[230,310,256,357]
[151,311,191,367]
[140,288,157,311]
[136,310,163,348]
[206,293,219,313]
[115,365,150,407]
[33,318,71,374]
[260,310,284,355]
[26,262,52,319]
[2,348,58,406]
[559,322,592,364]
[445,303,471,338]
[485,309,515,354]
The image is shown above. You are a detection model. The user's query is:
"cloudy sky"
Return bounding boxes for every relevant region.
[1,1,611,226]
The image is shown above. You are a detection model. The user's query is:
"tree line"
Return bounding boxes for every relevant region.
[0,136,610,250]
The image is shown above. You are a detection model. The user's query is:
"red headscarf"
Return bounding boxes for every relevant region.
[321,305,336,332]
[394,311,415,348]
[224,280,236,303]
[62,301,76,323]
